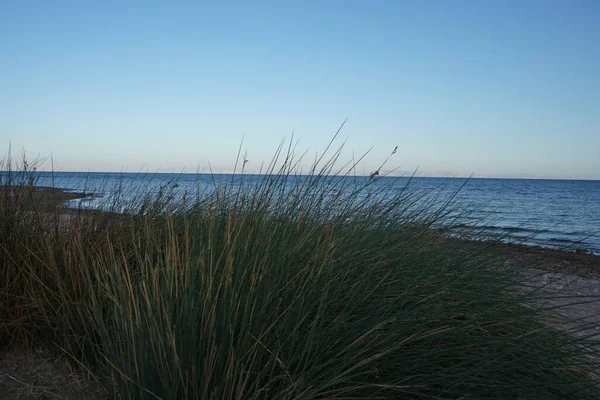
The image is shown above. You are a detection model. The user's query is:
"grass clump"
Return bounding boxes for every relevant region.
[1,140,599,399]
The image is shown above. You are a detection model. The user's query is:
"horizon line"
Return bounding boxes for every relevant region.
[2,170,599,182]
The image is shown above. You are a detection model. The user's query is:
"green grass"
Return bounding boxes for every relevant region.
[1,143,599,399]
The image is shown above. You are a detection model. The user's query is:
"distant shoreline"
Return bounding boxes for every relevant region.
[0,185,95,212]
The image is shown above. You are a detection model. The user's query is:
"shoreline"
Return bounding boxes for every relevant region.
[8,185,600,277]
[449,237,600,279]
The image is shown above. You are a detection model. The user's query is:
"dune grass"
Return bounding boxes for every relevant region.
[1,142,599,399]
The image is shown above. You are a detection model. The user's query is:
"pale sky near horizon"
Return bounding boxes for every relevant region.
[1,1,599,179]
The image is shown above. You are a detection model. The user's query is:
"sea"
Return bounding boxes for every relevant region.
[10,172,600,255]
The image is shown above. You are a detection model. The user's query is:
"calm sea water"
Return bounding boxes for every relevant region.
[12,172,600,255]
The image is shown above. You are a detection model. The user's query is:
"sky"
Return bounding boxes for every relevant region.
[1,1,599,179]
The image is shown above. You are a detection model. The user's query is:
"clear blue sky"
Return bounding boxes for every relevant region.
[1,1,599,179]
